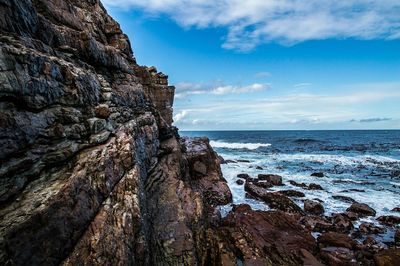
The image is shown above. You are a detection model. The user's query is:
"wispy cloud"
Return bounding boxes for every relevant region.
[294,83,312,88]
[174,81,270,98]
[103,0,400,51]
[351,117,392,123]
[254,71,271,78]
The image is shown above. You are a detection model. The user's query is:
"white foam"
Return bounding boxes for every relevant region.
[210,140,271,150]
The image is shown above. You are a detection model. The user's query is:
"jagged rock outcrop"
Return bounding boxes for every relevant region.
[0,0,230,265]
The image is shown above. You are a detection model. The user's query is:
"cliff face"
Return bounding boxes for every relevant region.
[0,0,231,265]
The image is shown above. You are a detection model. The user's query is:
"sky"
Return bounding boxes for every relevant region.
[103,0,400,130]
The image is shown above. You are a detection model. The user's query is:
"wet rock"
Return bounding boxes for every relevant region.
[363,236,377,247]
[300,216,332,232]
[311,172,324,178]
[332,213,354,233]
[237,173,251,180]
[309,183,324,190]
[391,207,400,213]
[332,195,357,203]
[359,223,386,235]
[236,179,244,185]
[258,174,283,186]
[319,247,357,266]
[289,180,323,190]
[225,159,237,164]
[304,200,325,215]
[277,190,305,198]
[237,159,250,163]
[245,182,303,214]
[346,203,376,217]
[318,232,358,249]
[395,229,400,243]
[343,211,359,221]
[253,180,273,188]
[255,166,263,170]
[374,249,400,266]
[377,215,400,226]
[214,205,317,265]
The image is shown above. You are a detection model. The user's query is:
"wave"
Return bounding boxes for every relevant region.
[210,140,271,150]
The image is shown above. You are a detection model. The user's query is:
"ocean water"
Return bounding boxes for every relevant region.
[181,130,400,241]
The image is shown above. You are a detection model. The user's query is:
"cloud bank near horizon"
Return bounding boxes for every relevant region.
[103,0,400,51]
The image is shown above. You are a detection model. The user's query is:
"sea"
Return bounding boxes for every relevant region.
[181,130,400,242]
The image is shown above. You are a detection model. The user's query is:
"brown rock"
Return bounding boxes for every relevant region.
[318,232,358,249]
[245,182,304,214]
[309,183,324,190]
[332,195,356,203]
[359,223,386,234]
[94,104,110,118]
[374,249,400,266]
[332,213,354,233]
[395,229,400,243]
[377,215,400,226]
[258,174,283,186]
[277,190,305,197]
[346,203,376,217]
[300,216,332,232]
[304,200,325,215]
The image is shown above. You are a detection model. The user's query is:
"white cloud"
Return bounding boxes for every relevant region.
[173,110,188,123]
[103,0,400,51]
[174,81,270,98]
[293,83,312,88]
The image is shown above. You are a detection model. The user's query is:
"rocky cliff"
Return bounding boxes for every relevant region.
[2,1,399,266]
[0,0,233,264]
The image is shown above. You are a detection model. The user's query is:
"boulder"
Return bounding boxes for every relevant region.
[377,215,400,226]
[244,182,303,214]
[236,179,244,185]
[346,203,376,217]
[304,200,325,215]
[258,174,283,186]
[332,213,354,233]
[309,183,324,190]
[359,223,386,235]
[374,249,400,266]
[332,195,356,203]
[311,172,324,178]
[277,190,305,198]
[318,232,358,249]
[300,216,332,232]
[237,173,251,180]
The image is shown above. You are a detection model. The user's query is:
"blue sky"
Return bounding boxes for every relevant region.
[103,1,400,130]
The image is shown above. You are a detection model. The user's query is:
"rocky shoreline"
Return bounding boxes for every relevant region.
[0,0,399,265]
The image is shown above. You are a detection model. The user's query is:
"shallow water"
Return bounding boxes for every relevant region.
[182,130,400,242]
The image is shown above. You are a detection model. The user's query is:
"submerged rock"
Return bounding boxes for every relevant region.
[311,172,325,178]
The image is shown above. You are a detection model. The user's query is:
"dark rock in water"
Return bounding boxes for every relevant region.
[258,174,283,186]
[343,211,359,221]
[212,204,318,265]
[377,215,400,226]
[332,213,354,233]
[363,236,377,247]
[391,207,400,212]
[395,230,400,243]
[347,203,376,217]
[225,159,237,164]
[332,195,357,203]
[237,159,250,163]
[253,180,273,189]
[237,173,251,180]
[359,223,386,235]
[304,200,324,215]
[217,155,226,164]
[236,179,244,185]
[340,189,366,193]
[374,249,400,266]
[244,182,304,214]
[277,190,305,198]
[318,232,358,249]
[289,180,323,190]
[311,172,324,178]
[309,183,324,190]
[255,166,263,170]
